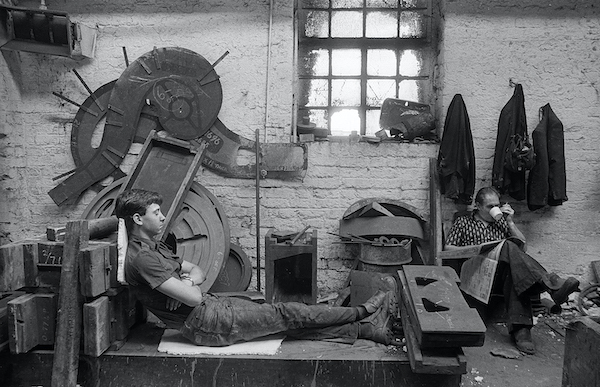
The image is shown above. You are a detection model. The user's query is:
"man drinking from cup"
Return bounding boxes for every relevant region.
[444,187,579,354]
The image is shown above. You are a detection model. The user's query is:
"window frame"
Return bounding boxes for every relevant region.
[294,0,438,138]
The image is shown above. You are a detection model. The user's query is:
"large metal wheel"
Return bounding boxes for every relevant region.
[81,178,230,293]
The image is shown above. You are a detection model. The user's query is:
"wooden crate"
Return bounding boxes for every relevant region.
[7,293,57,354]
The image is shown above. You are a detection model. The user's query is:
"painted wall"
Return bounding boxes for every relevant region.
[0,0,598,296]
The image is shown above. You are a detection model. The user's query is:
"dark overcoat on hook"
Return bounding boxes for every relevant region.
[437,94,476,204]
[492,84,528,200]
[527,103,568,210]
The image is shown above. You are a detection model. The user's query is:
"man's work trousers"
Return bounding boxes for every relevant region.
[493,240,548,332]
[180,294,360,346]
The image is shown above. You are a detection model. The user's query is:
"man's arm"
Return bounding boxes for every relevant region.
[500,203,527,247]
[180,261,206,287]
[156,277,204,307]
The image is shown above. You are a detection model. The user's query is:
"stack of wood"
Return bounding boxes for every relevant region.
[0,218,143,357]
[398,265,486,375]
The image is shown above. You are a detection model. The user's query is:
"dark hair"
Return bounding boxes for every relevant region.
[474,186,500,205]
[114,189,163,234]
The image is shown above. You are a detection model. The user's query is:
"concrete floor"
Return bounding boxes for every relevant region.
[459,308,577,387]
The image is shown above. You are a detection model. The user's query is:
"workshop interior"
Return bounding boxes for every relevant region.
[0,0,599,386]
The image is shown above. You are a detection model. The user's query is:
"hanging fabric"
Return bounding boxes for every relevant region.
[437,94,476,204]
[492,83,531,200]
[527,103,568,210]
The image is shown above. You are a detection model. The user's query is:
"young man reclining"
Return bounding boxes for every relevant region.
[115,188,398,347]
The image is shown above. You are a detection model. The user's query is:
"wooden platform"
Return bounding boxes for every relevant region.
[0,322,462,387]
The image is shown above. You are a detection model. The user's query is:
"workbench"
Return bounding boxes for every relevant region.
[0,322,462,387]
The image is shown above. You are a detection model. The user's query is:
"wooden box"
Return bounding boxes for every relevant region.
[7,293,57,354]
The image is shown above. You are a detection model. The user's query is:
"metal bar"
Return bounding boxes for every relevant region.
[255,129,261,292]
[122,46,129,67]
[287,225,311,246]
[73,69,104,112]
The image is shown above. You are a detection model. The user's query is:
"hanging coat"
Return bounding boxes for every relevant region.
[437,94,476,204]
[527,103,568,210]
[492,84,528,201]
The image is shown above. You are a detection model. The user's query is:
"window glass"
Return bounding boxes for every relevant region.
[299,48,330,76]
[332,79,361,106]
[331,11,363,37]
[366,109,383,136]
[366,79,396,106]
[299,79,330,106]
[331,109,360,136]
[367,49,396,76]
[367,0,398,8]
[399,11,426,38]
[303,10,329,38]
[297,0,436,137]
[365,11,398,38]
[331,49,361,76]
[332,0,363,8]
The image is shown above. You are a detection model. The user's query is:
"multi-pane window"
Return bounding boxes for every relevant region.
[296,0,437,137]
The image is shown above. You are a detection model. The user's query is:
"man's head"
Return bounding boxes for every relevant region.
[474,187,501,222]
[114,189,164,237]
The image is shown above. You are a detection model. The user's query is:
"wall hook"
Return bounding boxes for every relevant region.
[509,78,517,88]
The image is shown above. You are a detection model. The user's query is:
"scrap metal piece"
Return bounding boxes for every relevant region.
[49,47,222,206]
[81,178,229,293]
[197,119,308,180]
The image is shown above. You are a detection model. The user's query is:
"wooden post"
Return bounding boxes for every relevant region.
[429,157,442,266]
[51,220,88,387]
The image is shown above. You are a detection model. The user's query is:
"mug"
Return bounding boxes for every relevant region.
[489,206,503,221]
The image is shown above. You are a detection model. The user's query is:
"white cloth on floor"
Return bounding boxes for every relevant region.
[157,329,285,356]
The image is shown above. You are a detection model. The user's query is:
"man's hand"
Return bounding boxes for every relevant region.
[166,298,182,311]
[500,203,515,220]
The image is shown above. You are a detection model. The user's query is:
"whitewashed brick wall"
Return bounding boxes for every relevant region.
[1,0,598,296]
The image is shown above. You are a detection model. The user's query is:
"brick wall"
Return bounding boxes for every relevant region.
[1,0,598,296]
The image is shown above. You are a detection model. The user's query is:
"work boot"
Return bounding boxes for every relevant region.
[543,273,580,305]
[358,291,399,345]
[511,326,535,354]
[361,290,388,314]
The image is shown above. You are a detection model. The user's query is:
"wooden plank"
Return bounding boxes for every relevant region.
[80,243,114,298]
[83,296,111,357]
[0,291,25,352]
[7,293,57,354]
[399,292,467,375]
[0,242,27,291]
[400,266,486,348]
[0,346,462,387]
[37,241,64,290]
[51,220,88,387]
[429,157,443,266]
[46,226,66,242]
[8,294,37,354]
[562,317,600,387]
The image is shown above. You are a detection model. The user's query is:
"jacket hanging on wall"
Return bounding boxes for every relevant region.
[492,84,531,201]
[437,94,476,204]
[527,104,568,210]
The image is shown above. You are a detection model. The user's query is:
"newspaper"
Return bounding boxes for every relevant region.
[458,240,507,304]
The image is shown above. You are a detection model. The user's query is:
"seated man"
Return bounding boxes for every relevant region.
[115,188,398,347]
[445,186,579,354]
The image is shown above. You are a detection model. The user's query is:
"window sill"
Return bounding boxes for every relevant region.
[300,135,439,145]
